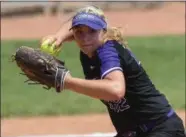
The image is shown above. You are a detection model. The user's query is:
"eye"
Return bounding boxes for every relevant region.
[75,29,82,35]
[89,28,96,34]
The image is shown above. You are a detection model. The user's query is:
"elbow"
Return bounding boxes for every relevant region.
[114,89,125,100]
[111,84,125,101]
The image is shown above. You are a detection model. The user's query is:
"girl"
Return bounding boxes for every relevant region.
[42,6,185,137]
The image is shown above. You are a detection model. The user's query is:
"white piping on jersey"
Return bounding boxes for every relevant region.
[101,67,123,79]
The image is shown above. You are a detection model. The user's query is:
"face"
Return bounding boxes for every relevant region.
[72,25,104,57]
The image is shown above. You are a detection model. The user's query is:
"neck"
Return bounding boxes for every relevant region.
[87,52,94,58]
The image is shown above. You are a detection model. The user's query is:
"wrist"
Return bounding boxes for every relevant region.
[56,31,74,43]
[64,73,73,90]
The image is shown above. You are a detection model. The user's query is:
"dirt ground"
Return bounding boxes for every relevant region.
[1,112,186,137]
[1,2,185,137]
[1,2,185,40]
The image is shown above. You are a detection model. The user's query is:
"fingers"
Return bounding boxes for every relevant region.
[40,35,57,46]
[45,37,56,45]
[40,35,64,50]
[54,38,63,49]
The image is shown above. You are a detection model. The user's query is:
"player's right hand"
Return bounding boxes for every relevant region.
[41,34,63,49]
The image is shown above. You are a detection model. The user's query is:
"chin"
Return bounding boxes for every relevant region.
[81,50,88,55]
[82,50,93,57]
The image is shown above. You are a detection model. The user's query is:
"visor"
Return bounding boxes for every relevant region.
[70,12,107,30]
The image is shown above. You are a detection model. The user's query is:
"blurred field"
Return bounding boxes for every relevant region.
[1,34,185,118]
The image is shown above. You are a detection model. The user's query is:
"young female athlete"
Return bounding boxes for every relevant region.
[41,6,185,137]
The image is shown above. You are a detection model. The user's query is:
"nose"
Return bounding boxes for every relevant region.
[80,32,92,43]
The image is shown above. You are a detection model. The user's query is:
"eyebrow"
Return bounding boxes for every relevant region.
[73,25,84,30]
[75,26,89,31]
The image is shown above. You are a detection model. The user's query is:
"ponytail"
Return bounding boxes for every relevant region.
[103,27,128,48]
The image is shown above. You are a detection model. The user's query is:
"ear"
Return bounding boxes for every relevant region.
[99,30,106,44]
[103,28,107,33]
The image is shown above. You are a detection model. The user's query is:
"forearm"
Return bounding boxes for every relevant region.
[64,77,124,101]
[56,21,74,42]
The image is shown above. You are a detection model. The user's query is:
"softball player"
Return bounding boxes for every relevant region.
[42,6,185,137]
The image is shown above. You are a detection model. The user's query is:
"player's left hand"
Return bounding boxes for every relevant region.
[12,46,70,92]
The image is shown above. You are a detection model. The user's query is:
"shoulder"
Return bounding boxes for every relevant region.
[96,40,124,79]
[96,40,120,61]
[97,40,121,51]
[96,40,127,57]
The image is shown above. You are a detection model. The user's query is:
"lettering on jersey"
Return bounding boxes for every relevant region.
[105,98,130,113]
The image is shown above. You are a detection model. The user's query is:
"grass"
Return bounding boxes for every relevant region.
[1,34,185,118]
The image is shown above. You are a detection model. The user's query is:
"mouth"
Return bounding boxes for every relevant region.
[82,44,92,47]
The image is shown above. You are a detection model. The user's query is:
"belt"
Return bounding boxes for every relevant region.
[137,109,175,133]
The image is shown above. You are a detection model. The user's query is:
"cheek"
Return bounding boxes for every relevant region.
[93,34,103,45]
[75,41,82,48]
[74,40,84,50]
[74,34,85,45]
[73,35,82,44]
[73,33,79,40]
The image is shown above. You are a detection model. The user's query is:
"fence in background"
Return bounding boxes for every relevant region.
[1,2,58,17]
[1,1,165,18]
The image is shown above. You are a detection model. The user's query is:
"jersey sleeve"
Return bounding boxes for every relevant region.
[97,41,123,79]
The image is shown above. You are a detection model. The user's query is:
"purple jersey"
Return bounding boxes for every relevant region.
[80,40,172,133]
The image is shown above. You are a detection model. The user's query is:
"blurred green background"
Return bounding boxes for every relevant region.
[1,34,185,118]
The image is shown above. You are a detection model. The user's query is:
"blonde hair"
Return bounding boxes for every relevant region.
[73,6,128,48]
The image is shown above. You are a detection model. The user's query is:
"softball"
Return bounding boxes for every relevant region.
[40,39,61,56]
